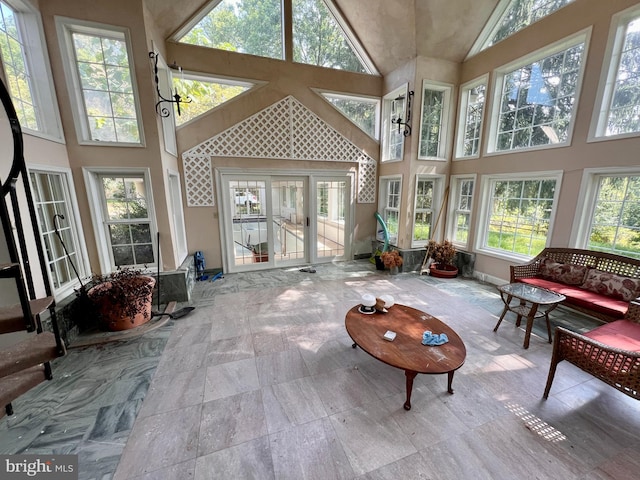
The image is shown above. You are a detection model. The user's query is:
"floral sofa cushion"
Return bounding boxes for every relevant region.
[538,258,589,285]
[581,269,640,302]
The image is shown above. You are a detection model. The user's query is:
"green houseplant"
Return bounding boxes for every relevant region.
[428,240,458,278]
[86,268,156,331]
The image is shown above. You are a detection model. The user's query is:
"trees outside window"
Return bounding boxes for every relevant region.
[418,81,452,160]
[100,175,154,267]
[450,177,475,246]
[489,33,586,153]
[588,175,640,259]
[481,175,559,257]
[470,0,576,56]
[412,176,442,247]
[320,91,379,139]
[591,7,640,139]
[57,19,142,145]
[378,177,401,244]
[456,78,487,158]
[173,74,252,126]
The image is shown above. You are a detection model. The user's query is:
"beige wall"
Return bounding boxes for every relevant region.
[454,0,640,282]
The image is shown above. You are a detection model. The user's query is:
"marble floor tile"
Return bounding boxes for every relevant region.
[203,357,260,402]
[329,400,417,476]
[113,404,201,479]
[197,390,267,456]
[270,417,354,480]
[194,437,274,480]
[3,261,640,480]
[262,376,328,434]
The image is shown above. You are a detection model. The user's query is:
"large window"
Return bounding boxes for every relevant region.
[173,73,253,126]
[448,176,476,248]
[57,18,142,145]
[412,176,443,247]
[319,91,380,139]
[455,77,487,159]
[381,85,408,162]
[418,81,452,160]
[378,176,401,245]
[176,0,376,74]
[585,174,640,259]
[488,32,587,153]
[479,173,560,258]
[470,0,576,56]
[29,168,87,298]
[591,6,640,140]
[0,0,62,140]
[84,169,155,272]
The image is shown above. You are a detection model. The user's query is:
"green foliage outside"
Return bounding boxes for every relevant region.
[325,96,376,137]
[419,89,443,157]
[179,0,367,73]
[173,77,249,125]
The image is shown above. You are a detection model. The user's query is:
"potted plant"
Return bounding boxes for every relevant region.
[86,268,156,331]
[380,249,403,274]
[427,240,458,278]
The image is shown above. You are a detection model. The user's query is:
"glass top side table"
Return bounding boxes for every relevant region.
[493,283,566,349]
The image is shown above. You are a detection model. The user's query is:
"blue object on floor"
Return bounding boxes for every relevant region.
[422,330,449,346]
[210,272,223,282]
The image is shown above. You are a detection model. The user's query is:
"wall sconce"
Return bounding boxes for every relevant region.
[391,90,414,137]
[149,51,191,117]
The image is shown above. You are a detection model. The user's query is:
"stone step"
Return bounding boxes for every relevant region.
[0,296,55,334]
[0,365,48,419]
[0,331,65,380]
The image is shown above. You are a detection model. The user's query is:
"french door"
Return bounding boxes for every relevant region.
[219,171,351,273]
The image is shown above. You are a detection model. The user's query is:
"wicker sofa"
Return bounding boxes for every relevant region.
[510,248,640,400]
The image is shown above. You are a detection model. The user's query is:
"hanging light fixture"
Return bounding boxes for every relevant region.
[391,90,414,137]
[149,51,191,117]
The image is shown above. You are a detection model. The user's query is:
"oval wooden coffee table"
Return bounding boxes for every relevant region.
[345,304,466,410]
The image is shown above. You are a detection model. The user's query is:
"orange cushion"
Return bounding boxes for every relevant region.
[584,320,640,352]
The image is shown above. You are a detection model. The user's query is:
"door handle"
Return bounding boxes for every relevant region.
[306,217,309,227]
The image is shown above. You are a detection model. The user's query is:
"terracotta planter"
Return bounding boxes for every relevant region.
[88,276,156,331]
[429,263,458,278]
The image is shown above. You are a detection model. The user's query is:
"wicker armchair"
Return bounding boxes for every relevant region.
[544,323,640,401]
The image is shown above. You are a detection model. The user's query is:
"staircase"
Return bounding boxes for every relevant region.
[0,78,66,419]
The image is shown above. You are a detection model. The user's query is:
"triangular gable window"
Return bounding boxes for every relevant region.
[173,74,254,126]
[469,0,576,57]
[319,91,379,139]
[292,0,373,73]
[177,0,283,60]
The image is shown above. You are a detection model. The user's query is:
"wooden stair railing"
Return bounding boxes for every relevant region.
[0,76,66,419]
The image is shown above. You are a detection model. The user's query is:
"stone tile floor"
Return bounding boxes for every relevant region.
[1,260,638,479]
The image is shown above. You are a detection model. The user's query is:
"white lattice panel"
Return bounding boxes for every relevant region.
[182,96,377,205]
[183,155,214,207]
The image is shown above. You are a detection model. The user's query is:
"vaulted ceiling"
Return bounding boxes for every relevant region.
[146,0,501,75]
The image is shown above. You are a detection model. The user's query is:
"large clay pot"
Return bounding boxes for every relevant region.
[88,276,156,331]
[429,263,458,278]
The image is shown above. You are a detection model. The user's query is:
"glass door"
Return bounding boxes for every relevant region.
[271,178,307,266]
[314,177,348,261]
[228,178,268,268]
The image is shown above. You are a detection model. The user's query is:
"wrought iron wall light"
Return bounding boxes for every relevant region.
[149,51,191,117]
[391,90,414,137]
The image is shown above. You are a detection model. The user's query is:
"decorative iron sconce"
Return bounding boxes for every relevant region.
[391,90,414,137]
[149,51,191,117]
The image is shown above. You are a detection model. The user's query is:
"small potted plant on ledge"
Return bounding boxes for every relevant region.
[428,240,458,278]
[86,268,156,331]
[381,249,403,274]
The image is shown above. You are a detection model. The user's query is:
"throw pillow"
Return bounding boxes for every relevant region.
[538,257,589,285]
[581,269,640,302]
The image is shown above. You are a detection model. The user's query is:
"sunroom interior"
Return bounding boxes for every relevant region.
[1,0,639,299]
[2,0,640,476]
